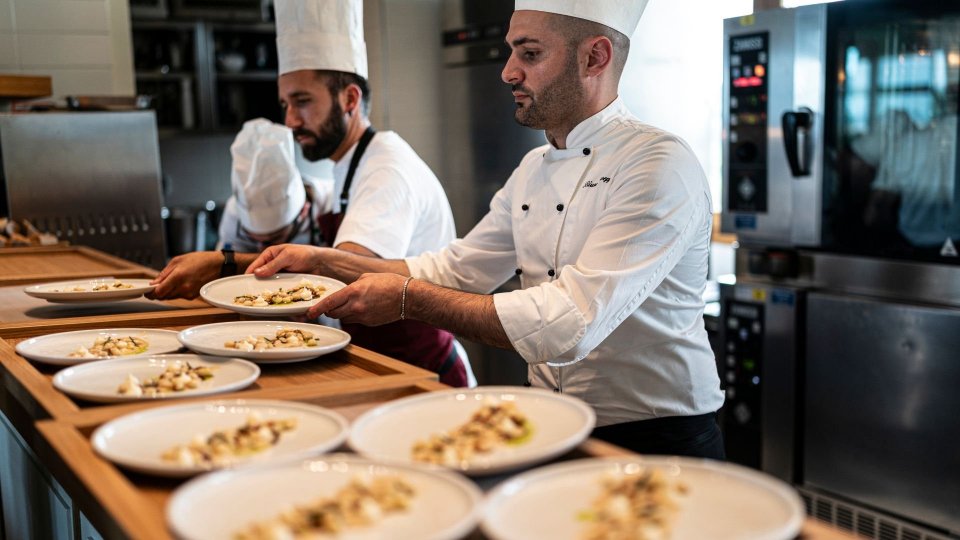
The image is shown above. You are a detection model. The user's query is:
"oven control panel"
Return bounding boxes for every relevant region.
[728,32,769,213]
[721,300,764,468]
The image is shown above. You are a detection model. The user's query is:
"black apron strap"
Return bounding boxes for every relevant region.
[339,126,376,213]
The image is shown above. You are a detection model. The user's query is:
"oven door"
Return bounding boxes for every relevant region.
[804,292,960,534]
[721,5,827,247]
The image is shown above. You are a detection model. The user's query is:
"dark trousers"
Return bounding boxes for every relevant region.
[591,412,726,460]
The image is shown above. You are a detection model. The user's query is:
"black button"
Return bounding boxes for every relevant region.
[521,204,529,211]
[548,269,555,277]
[523,381,532,387]
[556,203,564,211]
[515,268,523,275]
[553,388,561,393]
[583,148,591,155]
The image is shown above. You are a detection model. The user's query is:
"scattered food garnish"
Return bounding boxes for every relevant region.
[116,361,215,397]
[579,469,688,540]
[68,335,149,358]
[162,413,297,468]
[412,399,531,466]
[224,328,319,351]
[234,475,415,539]
[233,280,326,307]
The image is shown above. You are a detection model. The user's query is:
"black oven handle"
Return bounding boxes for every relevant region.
[782,107,814,177]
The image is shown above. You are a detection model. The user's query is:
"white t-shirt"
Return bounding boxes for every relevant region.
[331,131,456,257]
[407,98,724,426]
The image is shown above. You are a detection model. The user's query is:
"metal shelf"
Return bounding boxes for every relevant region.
[215,71,275,82]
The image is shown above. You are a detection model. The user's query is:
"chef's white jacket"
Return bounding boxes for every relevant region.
[331,131,457,258]
[408,98,724,426]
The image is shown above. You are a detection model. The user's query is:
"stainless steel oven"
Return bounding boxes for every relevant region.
[719,2,960,539]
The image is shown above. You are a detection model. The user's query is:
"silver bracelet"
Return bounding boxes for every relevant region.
[400,276,414,320]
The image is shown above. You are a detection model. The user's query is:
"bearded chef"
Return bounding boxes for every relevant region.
[248,0,725,458]
[151,0,473,387]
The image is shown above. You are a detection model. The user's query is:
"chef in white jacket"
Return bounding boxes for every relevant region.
[249,0,725,457]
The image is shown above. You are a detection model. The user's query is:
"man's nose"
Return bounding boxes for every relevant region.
[284,106,301,129]
[502,53,521,85]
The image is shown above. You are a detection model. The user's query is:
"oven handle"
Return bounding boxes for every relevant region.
[782,107,814,177]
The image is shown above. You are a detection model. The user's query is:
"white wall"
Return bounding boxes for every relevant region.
[622,0,753,211]
[0,0,134,98]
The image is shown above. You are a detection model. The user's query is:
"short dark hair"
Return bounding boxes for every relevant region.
[548,14,631,80]
[314,70,371,116]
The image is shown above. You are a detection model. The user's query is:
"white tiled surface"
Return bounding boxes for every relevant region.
[13,0,109,33]
[1,0,131,97]
[18,34,111,67]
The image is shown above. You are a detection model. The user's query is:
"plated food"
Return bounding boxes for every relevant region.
[15,328,181,366]
[23,278,156,303]
[233,280,326,307]
[53,354,259,404]
[412,399,532,467]
[116,360,215,398]
[200,273,346,316]
[69,335,149,359]
[234,475,415,539]
[224,328,319,351]
[580,469,687,540]
[92,400,348,478]
[349,387,595,475]
[167,455,482,540]
[481,457,805,540]
[178,321,350,364]
[162,413,297,468]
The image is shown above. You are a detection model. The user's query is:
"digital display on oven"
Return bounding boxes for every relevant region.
[728,32,769,214]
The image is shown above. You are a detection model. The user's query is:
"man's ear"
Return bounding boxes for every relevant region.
[343,83,363,116]
[584,36,614,77]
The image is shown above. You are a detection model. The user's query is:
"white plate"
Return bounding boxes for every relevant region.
[178,321,350,364]
[199,273,346,316]
[167,454,483,540]
[15,328,182,366]
[52,354,260,403]
[482,456,805,540]
[349,386,596,476]
[92,399,349,478]
[24,278,156,303]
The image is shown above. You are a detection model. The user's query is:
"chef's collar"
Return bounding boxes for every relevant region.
[543,96,628,161]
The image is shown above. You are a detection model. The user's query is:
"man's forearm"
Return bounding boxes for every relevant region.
[317,248,410,283]
[405,278,514,350]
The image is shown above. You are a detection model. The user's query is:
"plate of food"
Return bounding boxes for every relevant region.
[348,386,595,476]
[481,456,805,540]
[23,278,156,303]
[178,321,350,364]
[199,273,346,316]
[52,354,260,403]
[167,453,483,539]
[15,328,182,366]
[92,399,349,478]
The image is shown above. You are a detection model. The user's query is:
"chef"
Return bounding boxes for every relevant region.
[248,0,725,458]
[216,118,326,254]
[151,0,472,387]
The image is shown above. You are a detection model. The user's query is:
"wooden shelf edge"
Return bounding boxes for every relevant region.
[0,74,52,99]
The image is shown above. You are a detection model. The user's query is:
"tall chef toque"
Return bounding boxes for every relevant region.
[275,0,368,78]
[514,0,649,38]
[231,118,305,235]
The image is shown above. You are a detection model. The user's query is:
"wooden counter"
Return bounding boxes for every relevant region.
[0,245,157,287]
[34,377,859,540]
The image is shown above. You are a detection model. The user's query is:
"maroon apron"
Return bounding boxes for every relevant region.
[318,128,467,387]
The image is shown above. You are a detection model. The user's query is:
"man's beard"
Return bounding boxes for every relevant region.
[512,53,584,130]
[295,101,348,162]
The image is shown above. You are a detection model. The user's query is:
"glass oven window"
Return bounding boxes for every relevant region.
[826,9,960,263]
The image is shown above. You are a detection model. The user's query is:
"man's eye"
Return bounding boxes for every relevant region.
[296,99,311,106]
[523,51,539,61]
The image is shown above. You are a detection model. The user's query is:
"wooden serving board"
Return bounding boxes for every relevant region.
[0,245,157,286]
[34,376,857,540]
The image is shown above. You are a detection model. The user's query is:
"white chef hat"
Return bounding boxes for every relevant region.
[275,0,368,79]
[514,0,649,38]
[230,118,306,235]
